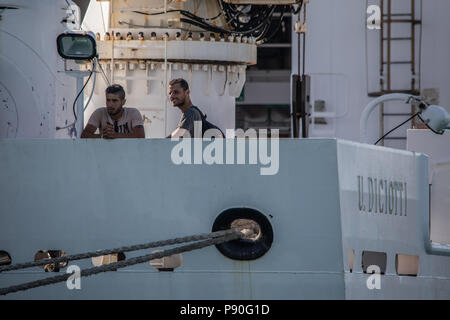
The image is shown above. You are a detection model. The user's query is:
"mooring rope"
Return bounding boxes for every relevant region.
[0,229,245,296]
[0,229,238,273]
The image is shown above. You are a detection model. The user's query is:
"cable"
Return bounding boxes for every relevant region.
[417,113,445,135]
[179,18,228,34]
[128,3,305,42]
[374,111,420,145]
[55,122,75,131]
[99,1,107,34]
[118,20,201,32]
[203,11,223,22]
[365,0,370,95]
[133,9,219,20]
[302,3,306,76]
[72,64,94,121]
[418,0,423,95]
[260,6,287,43]
[217,5,273,30]
[132,10,228,33]
[83,59,97,112]
[56,61,95,131]
[132,5,277,37]
[183,8,275,36]
[97,59,110,86]
[291,0,304,14]
[221,4,275,34]
[254,23,271,42]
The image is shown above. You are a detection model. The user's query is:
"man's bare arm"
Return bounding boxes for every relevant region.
[103,125,145,139]
[125,125,145,138]
[81,124,102,139]
[170,127,188,138]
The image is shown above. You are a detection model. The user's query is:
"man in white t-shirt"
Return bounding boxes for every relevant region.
[81,84,145,139]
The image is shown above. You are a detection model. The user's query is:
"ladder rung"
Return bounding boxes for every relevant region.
[368,90,420,97]
[382,37,412,41]
[383,137,407,140]
[382,19,421,24]
[382,61,413,65]
[382,13,412,17]
[382,113,413,116]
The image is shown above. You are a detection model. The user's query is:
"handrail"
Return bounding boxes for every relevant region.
[360,93,419,143]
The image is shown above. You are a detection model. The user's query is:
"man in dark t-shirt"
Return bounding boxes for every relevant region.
[168,78,203,138]
[177,104,203,137]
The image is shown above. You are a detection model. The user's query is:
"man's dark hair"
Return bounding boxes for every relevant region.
[169,78,189,91]
[105,84,126,99]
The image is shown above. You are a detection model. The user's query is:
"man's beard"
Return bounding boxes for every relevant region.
[172,98,185,107]
[108,107,122,116]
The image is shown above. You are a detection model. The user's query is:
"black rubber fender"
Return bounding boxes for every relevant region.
[212,208,273,260]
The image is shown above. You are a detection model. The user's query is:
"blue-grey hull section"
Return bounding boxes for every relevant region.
[0,272,345,300]
[0,139,448,299]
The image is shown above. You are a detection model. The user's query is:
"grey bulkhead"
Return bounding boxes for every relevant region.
[0,139,448,299]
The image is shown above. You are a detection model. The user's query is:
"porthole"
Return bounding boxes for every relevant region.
[92,252,126,267]
[348,249,355,273]
[212,208,273,260]
[362,251,387,275]
[149,251,183,272]
[34,250,67,272]
[0,251,11,266]
[395,254,419,276]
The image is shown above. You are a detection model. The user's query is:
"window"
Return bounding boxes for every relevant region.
[362,251,387,274]
[0,251,11,266]
[236,105,291,137]
[92,252,126,267]
[236,9,292,136]
[395,254,419,276]
[348,250,355,272]
[34,250,67,272]
[149,251,183,272]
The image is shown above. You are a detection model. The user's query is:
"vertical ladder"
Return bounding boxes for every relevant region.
[369,0,422,146]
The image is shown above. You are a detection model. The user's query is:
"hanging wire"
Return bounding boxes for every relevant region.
[374,111,421,145]
[84,59,97,112]
[56,60,96,131]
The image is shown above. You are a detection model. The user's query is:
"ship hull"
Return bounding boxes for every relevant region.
[0,139,449,299]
